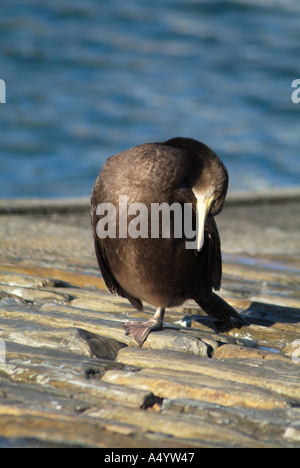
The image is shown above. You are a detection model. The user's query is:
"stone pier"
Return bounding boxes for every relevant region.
[0,190,299,447]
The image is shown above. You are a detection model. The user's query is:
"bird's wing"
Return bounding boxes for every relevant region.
[93,236,143,311]
[205,216,222,291]
[91,200,143,311]
[192,216,222,301]
[194,218,247,327]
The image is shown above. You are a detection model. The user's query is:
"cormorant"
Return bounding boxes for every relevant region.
[91,137,246,346]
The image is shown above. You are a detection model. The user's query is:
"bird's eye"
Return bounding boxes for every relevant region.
[211,193,224,214]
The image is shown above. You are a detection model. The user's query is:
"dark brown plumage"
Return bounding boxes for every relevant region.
[90,137,246,346]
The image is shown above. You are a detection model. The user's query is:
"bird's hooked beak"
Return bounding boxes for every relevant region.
[195,193,214,251]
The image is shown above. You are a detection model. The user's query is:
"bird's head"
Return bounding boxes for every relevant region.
[189,143,228,251]
[165,137,228,251]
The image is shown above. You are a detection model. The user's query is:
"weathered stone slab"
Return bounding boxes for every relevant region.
[226,322,300,355]
[0,406,169,448]
[0,284,73,305]
[0,341,154,409]
[76,329,127,360]
[0,325,126,360]
[0,271,64,289]
[116,348,300,403]
[102,367,289,410]
[222,262,300,289]
[213,344,293,362]
[161,398,300,446]
[84,401,281,448]
[0,265,107,290]
[0,294,239,356]
[0,301,133,345]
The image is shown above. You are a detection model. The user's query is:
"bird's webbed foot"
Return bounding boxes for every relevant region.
[124,307,165,347]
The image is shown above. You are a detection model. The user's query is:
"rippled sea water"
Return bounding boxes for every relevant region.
[0,0,299,198]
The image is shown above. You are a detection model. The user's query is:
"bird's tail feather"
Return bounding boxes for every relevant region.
[195,292,247,327]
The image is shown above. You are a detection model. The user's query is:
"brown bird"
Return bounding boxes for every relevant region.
[90,137,246,346]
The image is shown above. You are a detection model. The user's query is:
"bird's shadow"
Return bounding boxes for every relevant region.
[180,301,300,333]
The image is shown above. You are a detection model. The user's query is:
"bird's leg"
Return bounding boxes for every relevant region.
[124,307,165,347]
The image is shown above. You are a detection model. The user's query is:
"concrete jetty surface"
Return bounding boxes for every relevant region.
[0,189,299,448]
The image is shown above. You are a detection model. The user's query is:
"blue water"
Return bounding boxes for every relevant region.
[0,0,299,198]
